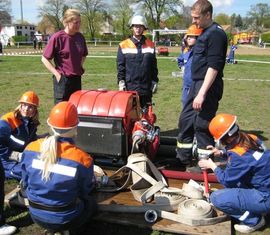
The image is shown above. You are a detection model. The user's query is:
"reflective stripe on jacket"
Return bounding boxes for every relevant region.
[21,137,95,224]
[0,112,37,178]
[117,36,158,96]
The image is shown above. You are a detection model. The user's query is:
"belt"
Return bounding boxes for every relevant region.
[29,199,79,212]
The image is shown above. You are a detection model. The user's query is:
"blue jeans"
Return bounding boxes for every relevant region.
[211,188,270,226]
[31,197,97,233]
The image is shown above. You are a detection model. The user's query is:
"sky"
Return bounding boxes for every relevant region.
[11,0,270,25]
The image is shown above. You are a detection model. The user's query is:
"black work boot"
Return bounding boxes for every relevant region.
[175,148,192,169]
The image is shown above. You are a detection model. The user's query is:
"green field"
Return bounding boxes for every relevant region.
[0,47,270,234]
[1,51,270,146]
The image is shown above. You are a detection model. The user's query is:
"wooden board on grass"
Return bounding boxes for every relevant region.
[94,171,232,235]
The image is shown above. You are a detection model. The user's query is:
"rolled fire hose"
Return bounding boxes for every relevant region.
[144,199,228,226]
[99,199,228,226]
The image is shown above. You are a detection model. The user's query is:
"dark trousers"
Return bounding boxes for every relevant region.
[177,79,223,164]
[53,75,81,104]
[31,197,97,233]
[139,95,152,109]
[0,160,5,226]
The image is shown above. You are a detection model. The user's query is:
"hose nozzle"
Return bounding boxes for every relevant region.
[144,210,158,223]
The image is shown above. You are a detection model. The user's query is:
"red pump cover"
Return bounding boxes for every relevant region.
[69,90,141,131]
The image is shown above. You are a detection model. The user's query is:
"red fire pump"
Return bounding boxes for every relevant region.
[69,89,160,165]
[131,105,160,160]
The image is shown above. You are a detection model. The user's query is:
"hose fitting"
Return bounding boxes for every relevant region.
[144,209,158,223]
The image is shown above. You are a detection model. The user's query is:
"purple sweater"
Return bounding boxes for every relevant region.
[43,30,88,77]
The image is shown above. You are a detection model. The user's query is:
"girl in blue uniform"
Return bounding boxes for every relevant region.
[199,113,269,233]
[177,25,202,106]
[21,101,97,234]
[0,91,40,180]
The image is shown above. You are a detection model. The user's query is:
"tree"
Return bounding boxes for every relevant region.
[74,0,106,39]
[234,14,243,29]
[36,16,56,35]
[0,0,11,12]
[0,0,11,25]
[111,0,133,38]
[214,13,230,25]
[247,3,270,30]
[38,0,69,31]
[135,0,184,30]
[135,0,183,41]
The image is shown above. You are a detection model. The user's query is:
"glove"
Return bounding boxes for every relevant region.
[9,151,23,162]
[118,80,126,91]
[151,81,158,93]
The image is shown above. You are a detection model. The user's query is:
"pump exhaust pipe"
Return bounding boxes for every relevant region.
[144,209,158,223]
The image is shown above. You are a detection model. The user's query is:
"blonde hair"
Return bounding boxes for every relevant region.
[63,9,81,27]
[39,127,77,181]
[15,104,40,127]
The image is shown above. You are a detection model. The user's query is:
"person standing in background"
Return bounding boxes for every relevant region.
[117,15,158,109]
[177,25,202,106]
[42,9,88,104]
[176,0,228,171]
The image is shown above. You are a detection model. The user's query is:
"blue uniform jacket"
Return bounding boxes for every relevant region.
[21,137,95,224]
[192,22,227,81]
[214,135,270,194]
[0,112,37,179]
[177,49,193,88]
[117,36,158,96]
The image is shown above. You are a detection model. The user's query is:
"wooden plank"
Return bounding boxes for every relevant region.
[95,170,231,235]
[94,212,231,235]
[4,186,20,206]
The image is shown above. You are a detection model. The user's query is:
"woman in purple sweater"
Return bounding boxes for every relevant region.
[41,9,88,104]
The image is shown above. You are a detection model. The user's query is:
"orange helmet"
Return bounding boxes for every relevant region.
[47,101,79,129]
[186,25,203,37]
[209,113,238,141]
[19,91,39,106]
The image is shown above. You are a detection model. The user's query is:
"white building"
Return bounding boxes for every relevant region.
[0,24,36,46]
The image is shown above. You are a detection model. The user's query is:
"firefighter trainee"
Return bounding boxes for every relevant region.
[0,91,40,181]
[21,102,97,234]
[117,15,159,108]
[176,0,228,169]
[199,113,269,234]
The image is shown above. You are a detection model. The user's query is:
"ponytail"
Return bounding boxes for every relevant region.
[39,127,77,181]
[39,135,58,181]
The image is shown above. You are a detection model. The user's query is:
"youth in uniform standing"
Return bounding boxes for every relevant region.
[42,9,88,104]
[177,25,202,106]
[117,15,158,108]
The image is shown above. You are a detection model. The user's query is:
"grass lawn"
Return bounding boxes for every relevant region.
[0,46,270,234]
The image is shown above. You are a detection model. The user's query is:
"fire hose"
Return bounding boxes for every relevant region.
[98,199,228,226]
[160,170,218,183]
